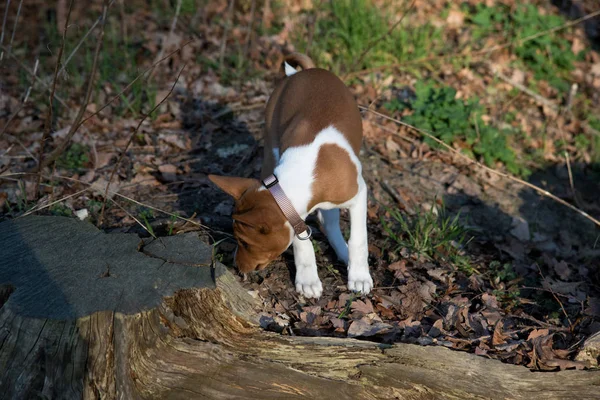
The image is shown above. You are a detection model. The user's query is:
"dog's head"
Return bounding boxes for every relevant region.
[208,175,292,272]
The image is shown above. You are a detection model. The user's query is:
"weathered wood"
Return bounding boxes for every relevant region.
[0,216,598,399]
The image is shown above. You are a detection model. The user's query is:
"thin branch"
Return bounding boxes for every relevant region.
[19,188,88,218]
[535,264,573,329]
[36,0,74,193]
[359,106,600,228]
[0,0,11,61]
[243,0,256,59]
[0,45,71,109]
[495,70,558,111]
[97,64,187,227]
[219,0,236,72]
[0,58,38,139]
[57,16,101,77]
[110,198,158,239]
[147,0,182,81]
[6,0,22,57]
[36,1,109,172]
[1,172,210,231]
[350,0,416,73]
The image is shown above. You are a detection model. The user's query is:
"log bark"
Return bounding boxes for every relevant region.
[0,216,598,400]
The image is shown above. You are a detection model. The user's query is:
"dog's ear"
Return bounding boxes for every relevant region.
[208,175,258,200]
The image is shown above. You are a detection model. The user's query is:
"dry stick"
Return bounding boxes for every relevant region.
[20,188,89,218]
[350,0,416,73]
[110,199,158,239]
[147,0,181,81]
[243,0,256,59]
[2,172,210,231]
[0,45,71,109]
[6,0,22,56]
[97,64,187,227]
[0,59,39,140]
[535,264,573,329]
[74,44,191,133]
[35,0,74,194]
[23,43,189,171]
[500,69,584,208]
[0,0,11,61]
[35,2,110,172]
[344,9,600,81]
[57,15,102,77]
[219,0,236,72]
[359,106,600,228]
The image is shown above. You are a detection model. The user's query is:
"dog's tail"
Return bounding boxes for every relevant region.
[281,53,316,77]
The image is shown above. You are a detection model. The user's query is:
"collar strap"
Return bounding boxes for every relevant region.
[262,174,312,240]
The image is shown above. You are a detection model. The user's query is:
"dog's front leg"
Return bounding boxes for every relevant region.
[293,236,323,298]
[347,182,374,294]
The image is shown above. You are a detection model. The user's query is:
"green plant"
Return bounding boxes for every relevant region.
[139,209,155,236]
[470,4,580,91]
[57,143,90,171]
[395,81,528,176]
[50,203,73,217]
[304,0,443,74]
[381,202,472,271]
[167,214,178,236]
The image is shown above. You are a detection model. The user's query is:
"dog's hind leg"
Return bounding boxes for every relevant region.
[317,208,349,265]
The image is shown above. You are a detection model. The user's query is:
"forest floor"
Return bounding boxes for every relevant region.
[1,0,600,370]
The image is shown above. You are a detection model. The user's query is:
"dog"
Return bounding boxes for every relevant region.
[209,53,373,298]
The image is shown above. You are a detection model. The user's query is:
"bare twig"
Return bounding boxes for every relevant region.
[350,0,416,73]
[535,264,573,329]
[0,45,71,109]
[359,106,600,228]
[110,199,158,239]
[36,0,74,193]
[19,188,89,218]
[36,2,109,172]
[5,0,22,57]
[494,70,558,112]
[1,172,210,231]
[0,59,38,140]
[243,0,257,60]
[0,0,11,61]
[344,9,600,81]
[98,64,187,226]
[219,0,236,72]
[57,15,102,77]
[148,0,182,81]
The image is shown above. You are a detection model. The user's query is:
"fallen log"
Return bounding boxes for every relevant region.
[0,216,598,399]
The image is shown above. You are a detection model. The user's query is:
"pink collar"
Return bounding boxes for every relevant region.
[262,174,312,240]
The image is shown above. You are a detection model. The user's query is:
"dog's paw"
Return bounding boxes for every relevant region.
[348,267,373,294]
[295,268,323,299]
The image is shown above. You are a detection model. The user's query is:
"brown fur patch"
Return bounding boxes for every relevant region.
[308,144,359,211]
[232,188,291,272]
[264,68,363,156]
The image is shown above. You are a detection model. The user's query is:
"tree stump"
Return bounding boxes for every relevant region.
[0,216,598,399]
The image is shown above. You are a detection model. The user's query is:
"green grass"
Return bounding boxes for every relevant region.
[386,81,529,177]
[56,143,90,171]
[139,208,155,236]
[381,202,474,273]
[302,0,444,74]
[468,4,581,91]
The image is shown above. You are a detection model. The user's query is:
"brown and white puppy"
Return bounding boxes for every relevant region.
[209,53,372,298]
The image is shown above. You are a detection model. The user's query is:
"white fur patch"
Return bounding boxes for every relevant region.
[284,62,297,76]
[274,126,362,217]
[268,125,373,296]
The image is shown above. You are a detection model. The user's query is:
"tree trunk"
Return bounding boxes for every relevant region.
[0,216,598,400]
